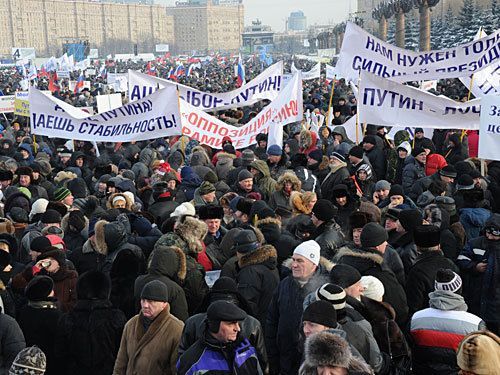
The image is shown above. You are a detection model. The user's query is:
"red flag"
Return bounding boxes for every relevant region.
[48,71,60,93]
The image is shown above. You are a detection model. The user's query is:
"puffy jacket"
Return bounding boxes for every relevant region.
[314,220,345,260]
[178,167,203,202]
[178,313,267,370]
[134,247,189,322]
[410,291,485,375]
[248,160,277,201]
[459,206,491,241]
[425,153,447,176]
[402,157,426,196]
[236,245,280,327]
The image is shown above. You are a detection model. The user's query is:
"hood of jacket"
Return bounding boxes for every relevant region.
[285,139,300,155]
[255,217,282,244]
[394,130,411,147]
[428,290,467,311]
[238,244,278,270]
[423,204,451,230]
[332,126,353,143]
[249,159,271,180]
[339,249,383,273]
[397,140,412,155]
[147,246,187,281]
[175,216,208,254]
[180,166,203,187]
[276,171,301,192]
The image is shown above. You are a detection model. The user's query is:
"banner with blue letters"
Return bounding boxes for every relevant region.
[479,95,500,160]
[336,22,500,83]
[359,72,482,130]
[128,61,284,111]
[29,86,182,142]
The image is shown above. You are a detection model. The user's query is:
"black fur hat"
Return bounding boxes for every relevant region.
[198,205,224,220]
[77,270,111,300]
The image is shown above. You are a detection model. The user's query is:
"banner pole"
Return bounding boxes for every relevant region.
[176,86,186,156]
[326,75,336,127]
[355,71,361,144]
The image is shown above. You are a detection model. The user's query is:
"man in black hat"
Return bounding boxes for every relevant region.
[320,152,350,202]
[402,147,427,196]
[198,205,227,269]
[177,300,263,375]
[311,199,345,259]
[405,225,459,316]
[114,280,184,375]
[0,169,13,191]
[147,182,179,226]
[410,165,457,201]
[338,222,409,327]
[348,145,373,179]
[178,277,267,369]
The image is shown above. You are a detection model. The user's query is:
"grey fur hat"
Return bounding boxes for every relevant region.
[299,332,373,375]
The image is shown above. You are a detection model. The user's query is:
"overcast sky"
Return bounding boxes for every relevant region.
[160,0,353,32]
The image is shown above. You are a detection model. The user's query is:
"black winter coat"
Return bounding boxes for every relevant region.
[266,266,330,375]
[320,165,350,201]
[178,312,267,369]
[392,232,418,275]
[365,147,386,180]
[338,249,409,327]
[68,239,105,275]
[405,251,459,316]
[128,226,162,258]
[18,301,62,375]
[236,245,280,328]
[314,220,345,260]
[54,299,126,375]
[147,199,179,226]
[0,308,25,372]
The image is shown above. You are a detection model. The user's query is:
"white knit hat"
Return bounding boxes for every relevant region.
[293,240,321,266]
[360,276,385,302]
[170,202,196,218]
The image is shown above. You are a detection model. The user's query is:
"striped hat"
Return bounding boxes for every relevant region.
[53,187,71,202]
[434,269,462,293]
[316,283,346,311]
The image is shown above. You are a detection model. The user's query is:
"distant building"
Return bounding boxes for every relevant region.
[167,0,244,53]
[287,10,307,31]
[241,20,274,54]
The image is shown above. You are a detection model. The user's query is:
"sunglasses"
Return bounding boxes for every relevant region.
[485,227,500,236]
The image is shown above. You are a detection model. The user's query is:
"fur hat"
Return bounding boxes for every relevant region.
[349,211,370,229]
[198,205,224,220]
[303,331,352,369]
[414,224,441,248]
[236,198,253,216]
[398,209,422,232]
[457,331,500,374]
[25,276,53,301]
[77,270,111,300]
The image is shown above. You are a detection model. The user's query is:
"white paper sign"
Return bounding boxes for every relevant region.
[29,86,181,142]
[128,61,284,111]
[336,22,500,83]
[292,62,321,80]
[359,72,481,130]
[479,95,500,160]
[96,93,122,113]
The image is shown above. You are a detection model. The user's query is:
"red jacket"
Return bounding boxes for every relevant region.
[467,130,479,158]
[425,153,447,176]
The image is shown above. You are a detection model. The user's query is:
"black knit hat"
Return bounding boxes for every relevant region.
[414,224,441,248]
[302,300,337,328]
[348,145,364,159]
[30,236,52,253]
[140,280,169,302]
[435,268,462,293]
[41,209,62,225]
[308,149,323,163]
[398,209,422,232]
[312,199,336,222]
[363,135,377,145]
[232,230,259,254]
[68,210,86,233]
[360,222,388,248]
[439,165,457,178]
[198,205,224,220]
[389,184,404,198]
[25,276,53,301]
[238,169,253,182]
[329,264,362,288]
[412,146,426,157]
[207,300,247,322]
[36,249,66,268]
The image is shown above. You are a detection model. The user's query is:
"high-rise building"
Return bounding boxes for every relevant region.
[287,10,307,31]
[167,0,244,53]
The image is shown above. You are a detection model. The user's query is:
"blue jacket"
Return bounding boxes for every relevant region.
[179,167,203,202]
[459,207,491,241]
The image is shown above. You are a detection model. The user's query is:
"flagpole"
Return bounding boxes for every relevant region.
[326,75,336,127]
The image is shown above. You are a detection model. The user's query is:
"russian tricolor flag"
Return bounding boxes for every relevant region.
[74,73,84,93]
[237,54,245,87]
[167,67,176,81]
[174,64,185,77]
[187,64,194,77]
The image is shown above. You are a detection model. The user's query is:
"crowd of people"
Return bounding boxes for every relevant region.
[0,56,498,375]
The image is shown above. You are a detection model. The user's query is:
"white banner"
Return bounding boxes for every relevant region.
[459,29,500,98]
[292,62,320,80]
[29,86,181,142]
[359,72,481,130]
[326,64,337,80]
[128,61,284,111]
[0,96,15,113]
[180,72,303,149]
[479,95,500,160]
[336,22,500,83]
